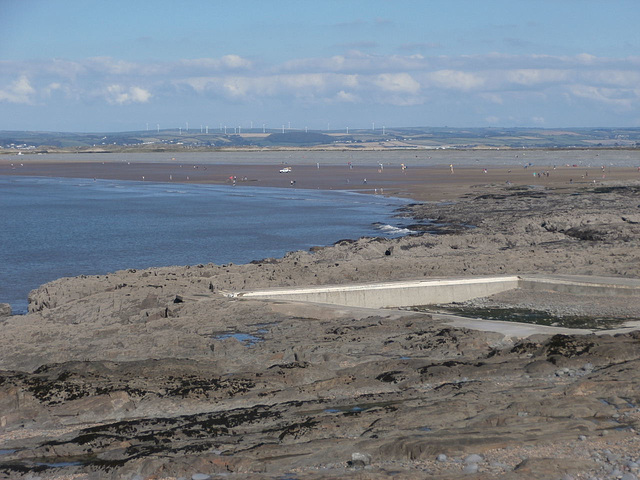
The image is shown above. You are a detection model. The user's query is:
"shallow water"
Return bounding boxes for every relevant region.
[415,305,627,330]
[0,176,411,314]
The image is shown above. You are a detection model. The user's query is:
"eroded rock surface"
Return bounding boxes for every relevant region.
[1,181,640,479]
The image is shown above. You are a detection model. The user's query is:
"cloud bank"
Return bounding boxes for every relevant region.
[1,51,639,127]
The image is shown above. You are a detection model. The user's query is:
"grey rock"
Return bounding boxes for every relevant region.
[463,463,478,474]
[0,303,11,317]
[351,452,372,465]
[622,474,638,480]
[436,453,447,462]
[464,454,483,464]
[608,453,621,463]
[192,474,211,480]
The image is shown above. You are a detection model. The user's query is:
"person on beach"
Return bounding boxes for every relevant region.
[450,164,454,174]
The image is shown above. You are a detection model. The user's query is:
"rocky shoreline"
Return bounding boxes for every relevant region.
[1,179,640,479]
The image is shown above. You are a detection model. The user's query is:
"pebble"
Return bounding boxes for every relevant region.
[464,453,483,464]
[579,435,587,441]
[351,452,372,465]
[621,474,638,480]
[436,453,447,462]
[192,474,211,480]
[463,463,478,474]
[608,452,621,463]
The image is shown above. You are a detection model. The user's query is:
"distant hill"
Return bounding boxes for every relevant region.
[1,127,639,152]
[265,131,333,145]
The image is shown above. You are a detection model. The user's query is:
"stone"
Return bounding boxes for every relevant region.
[464,454,483,464]
[463,463,478,474]
[607,452,621,463]
[621,474,638,480]
[351,452,372,466]
[436,453,448,462]
[0,303,11,317]
[192,474,211,480]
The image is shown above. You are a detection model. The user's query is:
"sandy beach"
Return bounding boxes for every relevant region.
[1,151,640,479]
[1,155,639,201]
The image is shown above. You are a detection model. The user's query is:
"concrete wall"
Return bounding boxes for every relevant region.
[519,275,640,297]
[238,276,521,309]
[236,274,640,309]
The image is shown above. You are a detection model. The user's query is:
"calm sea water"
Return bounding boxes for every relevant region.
[0,176,412,314]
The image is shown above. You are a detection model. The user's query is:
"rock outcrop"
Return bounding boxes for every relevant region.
[1,181,640,479]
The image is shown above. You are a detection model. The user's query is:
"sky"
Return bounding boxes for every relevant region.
[1,0,639,132]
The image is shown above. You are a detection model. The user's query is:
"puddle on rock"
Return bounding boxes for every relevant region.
[212,332,263,346]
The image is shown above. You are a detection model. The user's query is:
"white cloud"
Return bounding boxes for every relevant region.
[0,75,36,104]
[576,53,597,65]
[42,82,62,97]
[427,70,484,91]
[568,84,635,108]
[583,70,640,87]
[89,57,139,75]
[334,90,359,103]
[179,55,252,71]
[3,51,640,126]
[506,69,570,86]
[373,73,420,93]
[105,85,151,104]
[280,52,427,74]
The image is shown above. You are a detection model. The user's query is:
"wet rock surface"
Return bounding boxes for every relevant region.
[1,181,640,479]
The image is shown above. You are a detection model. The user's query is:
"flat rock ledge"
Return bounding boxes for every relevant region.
[1,181,640,479]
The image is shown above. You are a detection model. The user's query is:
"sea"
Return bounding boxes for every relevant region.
[0,176,413,314]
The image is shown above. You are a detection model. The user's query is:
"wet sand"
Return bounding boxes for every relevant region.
[1,158,638,201]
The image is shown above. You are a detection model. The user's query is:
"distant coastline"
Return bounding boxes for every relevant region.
[2,126,640,154]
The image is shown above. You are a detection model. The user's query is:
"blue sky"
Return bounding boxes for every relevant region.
[1,0,639,131]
